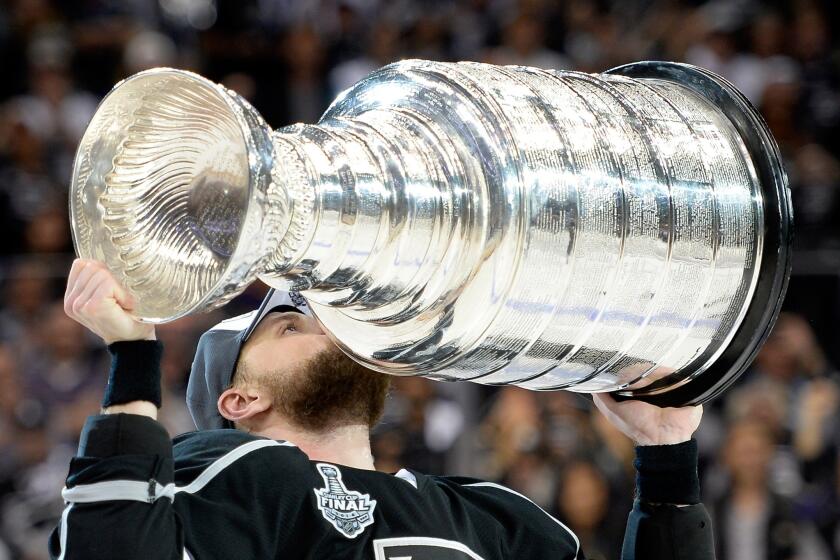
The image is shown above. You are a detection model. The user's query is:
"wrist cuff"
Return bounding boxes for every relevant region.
[634,438,700,505]
[102,340,163,409]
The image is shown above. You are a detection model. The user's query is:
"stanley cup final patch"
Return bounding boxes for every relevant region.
[314,463,377,538]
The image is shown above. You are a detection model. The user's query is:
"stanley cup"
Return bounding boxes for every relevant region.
[69,60,792,405]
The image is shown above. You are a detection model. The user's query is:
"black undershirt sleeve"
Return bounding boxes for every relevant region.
[635,439,701,504]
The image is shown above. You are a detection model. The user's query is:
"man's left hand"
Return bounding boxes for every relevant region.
[593,393,702,446]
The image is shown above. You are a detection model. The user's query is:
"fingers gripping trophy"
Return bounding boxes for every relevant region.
[70,59,792,406]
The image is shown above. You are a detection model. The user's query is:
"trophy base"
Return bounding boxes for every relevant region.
[607,61,792,407]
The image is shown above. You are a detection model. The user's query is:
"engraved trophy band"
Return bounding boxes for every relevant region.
[69,60,792,405]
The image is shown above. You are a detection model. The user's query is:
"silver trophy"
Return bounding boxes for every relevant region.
[70,60,792,405]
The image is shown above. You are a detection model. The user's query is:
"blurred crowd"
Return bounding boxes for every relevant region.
[0,0,839,558]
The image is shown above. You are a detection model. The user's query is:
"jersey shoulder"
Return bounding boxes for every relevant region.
[425,474,582,558]
[172,429,308,487]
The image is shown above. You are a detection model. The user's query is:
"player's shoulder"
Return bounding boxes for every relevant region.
[426,475,526,508]
[425,473,539,508]
[172,429,308,486]
[424,474,582,556]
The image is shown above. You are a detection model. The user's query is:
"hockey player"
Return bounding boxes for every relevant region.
[51,259,713,559]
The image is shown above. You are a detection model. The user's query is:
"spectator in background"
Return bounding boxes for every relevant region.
[23,204,70,254]
[824,458,840,560]
[477,387,542,481]
[709,419,829,560]
[589,403,635,491]
[22,33,96,142]
[280,24,328,123]
[376,376,465,475]
[718,313,833,500]
[449,0,497,60]
[122,29,178,74]
[0,258,57,349]
[405,13,448,62]
[731,312,829,445]
[542,392,597,464]
[22,303,104,413]
[791,143,840,249]
[0,345,24,499]
[0,110,61,225]
[561,0,624,72]
[791,4,840,155]
[759,67,806,154]
[11,29,97,179]
[686,9,798,107]
[795,376,840,555]
[502,448,556,509]
[556,459,625,560]
[371,425,407,473]
[743,11,798,107]
[487,14,570,70]
[686,19,756,97]
[328,22,401,98]
[0,411,59,560]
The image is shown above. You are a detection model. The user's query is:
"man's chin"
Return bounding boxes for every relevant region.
[268,346,390,432]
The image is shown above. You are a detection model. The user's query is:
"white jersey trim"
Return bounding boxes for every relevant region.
[57,503,72,560]
[62,480,175,504]
[373,537,486,560]
[174,439,294,495]
[394,468,418,489]
[464,481,580,555]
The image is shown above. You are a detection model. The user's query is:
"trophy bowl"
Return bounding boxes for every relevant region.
[69,69,277,322]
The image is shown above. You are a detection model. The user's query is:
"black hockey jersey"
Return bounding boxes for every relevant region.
[49,414,712,559]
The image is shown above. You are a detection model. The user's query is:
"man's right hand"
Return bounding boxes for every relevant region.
[64,259,156,345]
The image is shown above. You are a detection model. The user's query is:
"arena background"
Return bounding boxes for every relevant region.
[0,0,839,558]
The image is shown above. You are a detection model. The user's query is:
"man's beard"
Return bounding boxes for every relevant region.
[265,345,390,432]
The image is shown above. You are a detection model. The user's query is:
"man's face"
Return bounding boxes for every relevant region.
[235,311,389,431]
[242,311,333,374]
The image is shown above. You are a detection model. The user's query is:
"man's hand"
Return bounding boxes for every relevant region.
[64,259,156,345]
[593,393,702,446]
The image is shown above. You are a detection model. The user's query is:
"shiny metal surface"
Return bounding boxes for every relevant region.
[70,60,782,397]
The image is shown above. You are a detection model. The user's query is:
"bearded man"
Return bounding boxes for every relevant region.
[50,259,713,559]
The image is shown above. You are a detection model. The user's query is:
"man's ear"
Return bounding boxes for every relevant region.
[218,384,272,425]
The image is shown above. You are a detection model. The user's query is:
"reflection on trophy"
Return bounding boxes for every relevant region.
[69,59,792,406]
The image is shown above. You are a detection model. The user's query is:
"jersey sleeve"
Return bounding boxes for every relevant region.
[622,501,713,559]
[621,439,714,560]
[48,413,184,560]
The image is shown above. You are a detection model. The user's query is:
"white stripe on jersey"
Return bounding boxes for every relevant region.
[394,469,418,488]
[57,504,72,560]
[175,439,295,495]
[62,480,175,504]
